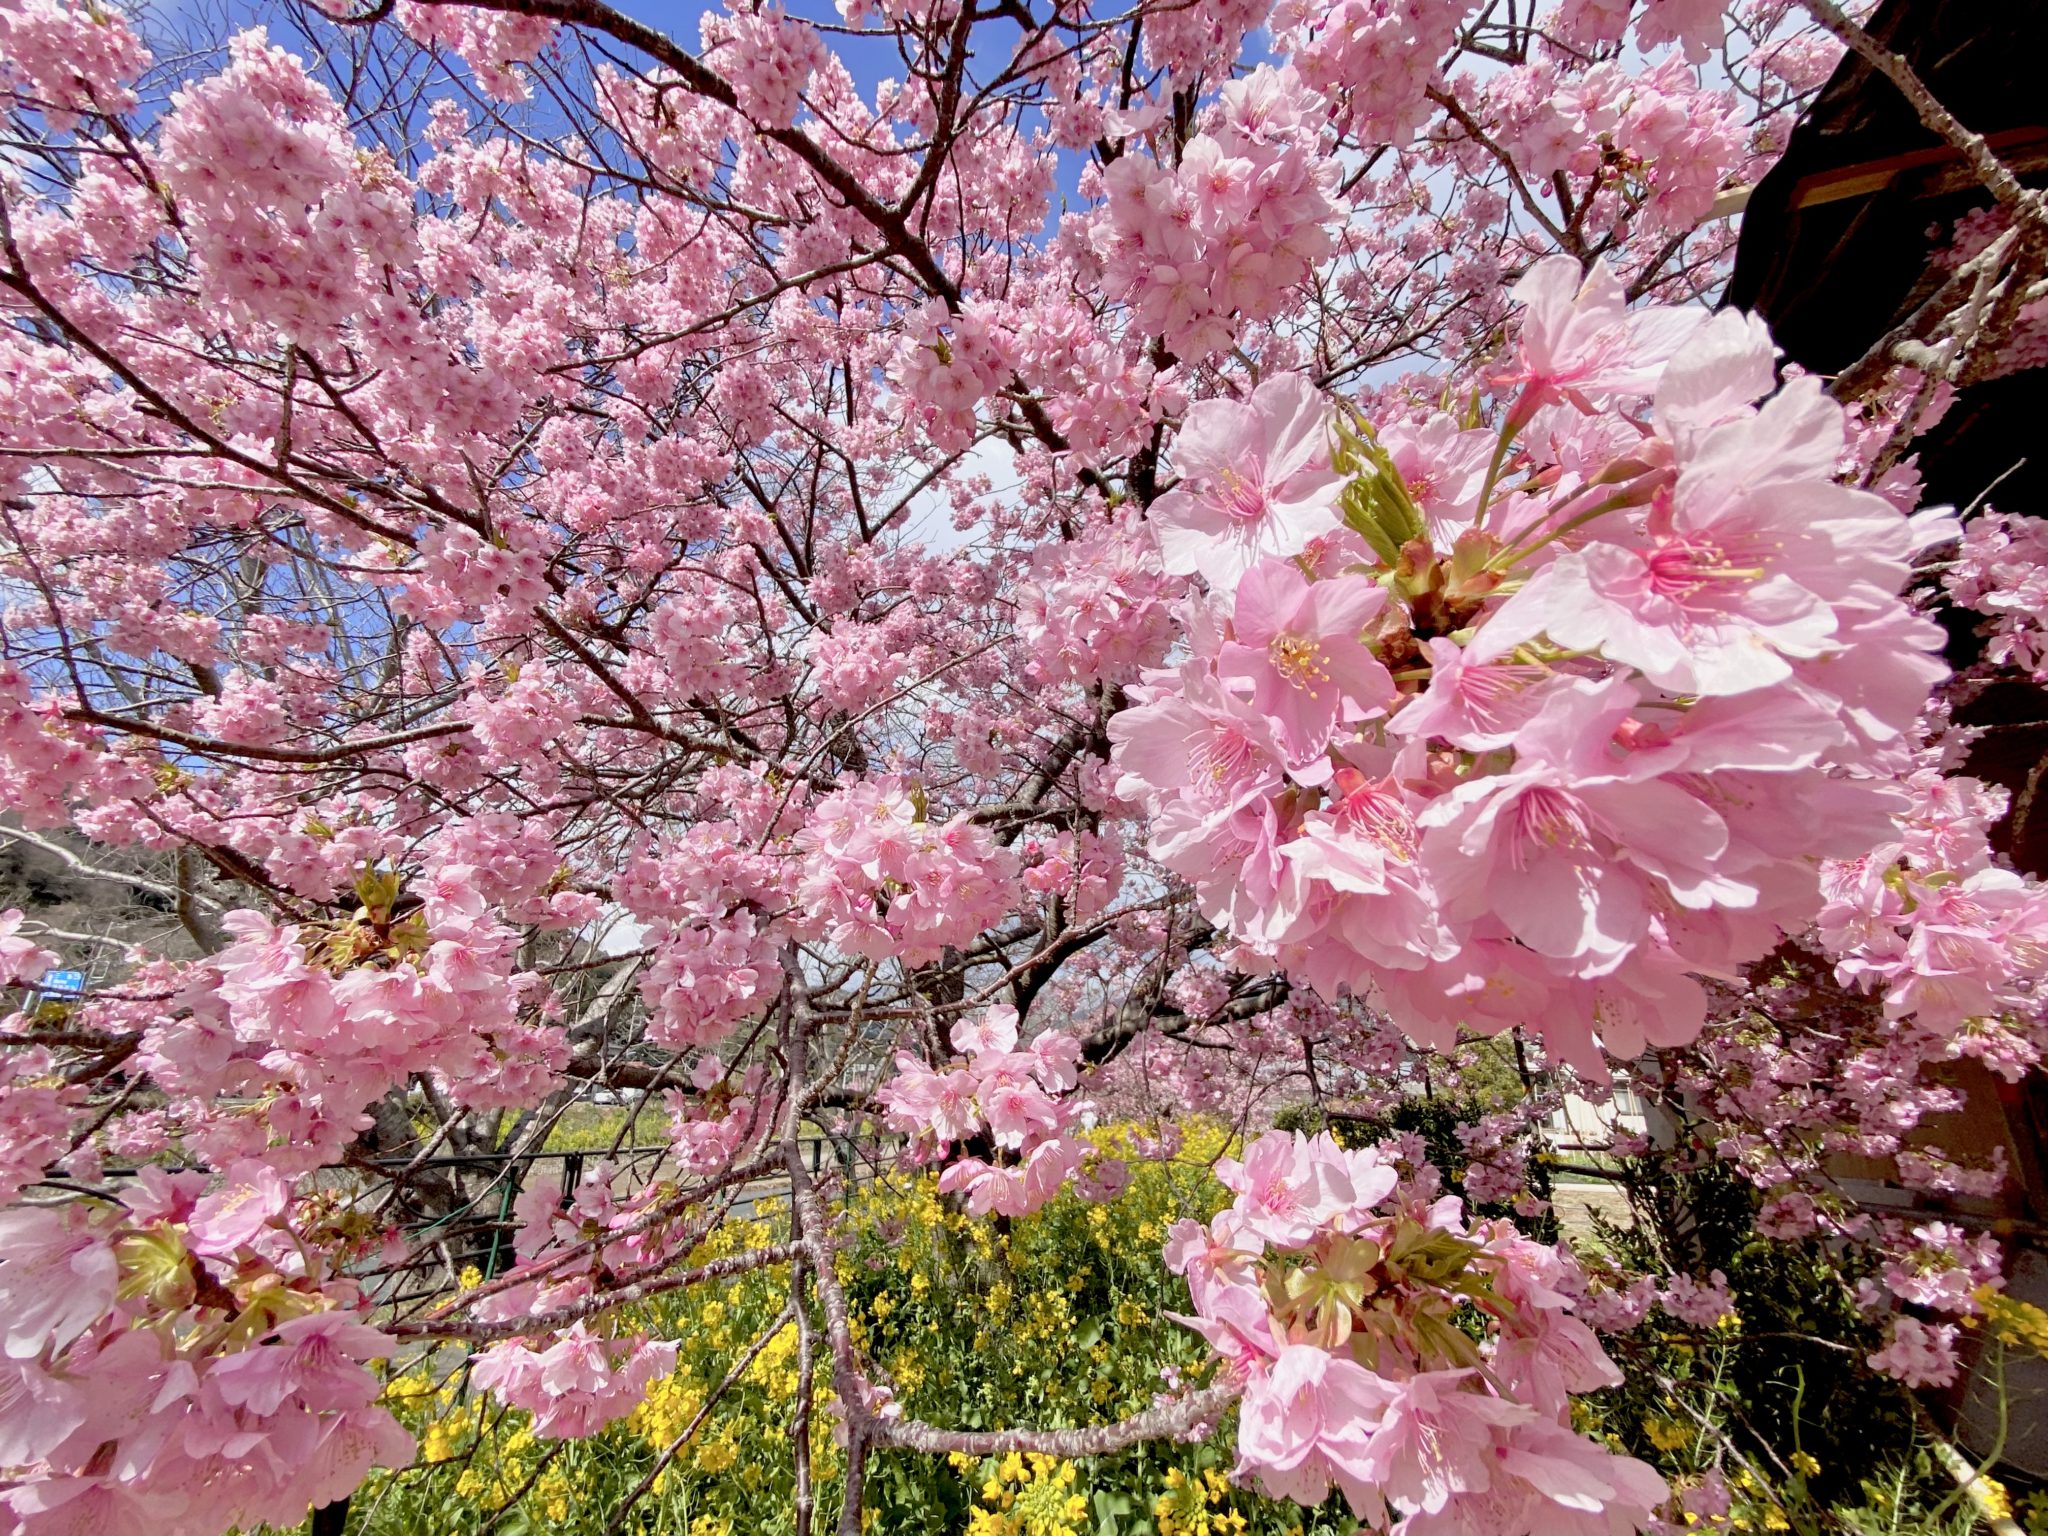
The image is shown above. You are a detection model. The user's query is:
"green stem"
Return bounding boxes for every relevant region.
[1489,491,1639,572]
[1470,414,1520,531]
[1920,1339,2011,1532]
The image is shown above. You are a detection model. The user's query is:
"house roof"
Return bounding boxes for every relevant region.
[1725,0,2048,514]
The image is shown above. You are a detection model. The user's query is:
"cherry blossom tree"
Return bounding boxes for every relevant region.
[0,0,2043,1531]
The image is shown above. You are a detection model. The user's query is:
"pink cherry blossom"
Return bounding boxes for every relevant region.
[1355,1370,1534,1516]
[471,1327,678,1438]
[186,1160,293,1256]
[1148,374,1346,593]
[0,910,56,987]
[1657,1269,1736,1328]
[1219,562,1396,766]
[1213,1132,1357,1249]
[1234,1345,1393,1520]
[205,1312,395,1418]
[1387,635,1552,751]
[875,1055,984,1144]
[981,1079,1062,1150]
[1867,1317,1960,1389]
[952,1005,1020,1059]
[1399,1418,1668,1536]
[0,1206,116,1358]
[1496,255,1706,424]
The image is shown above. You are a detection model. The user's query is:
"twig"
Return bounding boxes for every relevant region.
[599,1303,799,1536]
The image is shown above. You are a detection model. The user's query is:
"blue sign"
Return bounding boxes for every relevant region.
[39,970,86,998]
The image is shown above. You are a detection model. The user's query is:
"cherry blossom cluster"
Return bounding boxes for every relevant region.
[1944,508,2048,681]
[1866,1315,1961,1390]
[137,866,563,1172]
[1818,763,2048,1061]
[793,778,1020,967]
[397,2,556,101]
[1015,510,1184,689]
[1453,1111,1545,1214]
[1018,829,1127,923]
[0,1045,77,1204]
[889,305,1020,453]
[159,29,415,341]
[1473,52,1748,238]
[0,910,57,992]
[1,0,150,126]
[1112,257,1951,1075]
[456,1164,719,1431]
[666,1057,768,1174]
[1273,0,1467,146]
[1166,1131,1667,1534]
[1091,66,1347,361]
[876,1006,1124,1218]
[808,620,913,716]
[617,814,803,1053]
[470,1326,681,1439]
[698,1,827,129]
[0,1167,410,1533]
[1133,0,1267,76]
[1666,748,2043,1262]
[640,909,779,1048]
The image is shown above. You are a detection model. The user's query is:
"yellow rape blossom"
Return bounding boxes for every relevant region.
[695,1426,742,1474]
[1154,1468,1247,1536]
[534,1465,573,1522]
[974,1452,1089,1536]
[1644,1418,1691,1453]
[1981,1287,2048,1358]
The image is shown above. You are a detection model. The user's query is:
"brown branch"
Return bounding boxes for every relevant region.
[60,704,472,766]
[856,1379,1238,1459]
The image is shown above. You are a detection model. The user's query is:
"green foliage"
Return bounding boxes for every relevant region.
[342,1121,2029,1536]
[352,1124,1352,1536]
[1571,1151,1993,1536]
[533,1102,643,1153]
